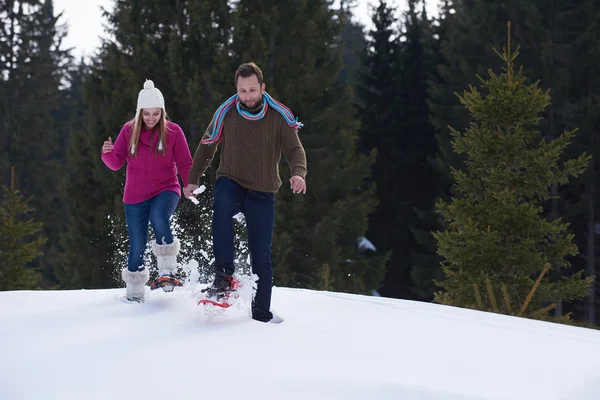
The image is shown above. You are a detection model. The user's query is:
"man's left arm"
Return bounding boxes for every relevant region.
[280,122,307,177]
[280,122,307,193]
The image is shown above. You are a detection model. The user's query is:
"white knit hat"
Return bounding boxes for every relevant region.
[136,79,165,114]
[132,80,166,154]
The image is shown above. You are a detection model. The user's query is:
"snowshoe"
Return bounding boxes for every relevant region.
[150,275,183,292]
[197,271,240,308]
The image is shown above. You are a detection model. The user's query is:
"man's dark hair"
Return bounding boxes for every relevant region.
[235,62,264,86]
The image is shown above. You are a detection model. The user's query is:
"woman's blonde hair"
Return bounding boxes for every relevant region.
[128,109,170,156]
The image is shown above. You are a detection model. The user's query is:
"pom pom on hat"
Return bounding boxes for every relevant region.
[136,79,165,113]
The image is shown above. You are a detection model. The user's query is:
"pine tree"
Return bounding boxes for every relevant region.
[226,0,387,293]
[423,0,600,321]
[536,0,600,323]
[399,1,446,301]
[0,168,46,290]
[355,0,439,299]
[337,0,367,89]
[56,63,115,288]
[391,0,440,300]
[432,25,593,322]
[429,0,544,163]
[574,0,600,324]
[0,0,72,284]
[406,0,460,300]
[353,0,401,295]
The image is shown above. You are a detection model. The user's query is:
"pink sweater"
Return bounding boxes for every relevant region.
[101,121,193,204]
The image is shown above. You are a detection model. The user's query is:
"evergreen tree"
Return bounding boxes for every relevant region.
[337,0,367,89]
[408,4,458,299]
[0,168,46,290]
[226,0,387,293]
[0,0,72,284]
[426,1,547,204]
[433,26,593,322]
[429,0,544,161]
[355,0,439,299]
[527,0,600,324]
[56,63,114,288]
[409,0,459,300]
[354,0,401,295]
[577,0,600,324]
[424,0,600,321]
[393,0,440,300]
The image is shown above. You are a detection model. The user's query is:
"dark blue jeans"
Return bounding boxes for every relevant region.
[124,190,179,272]
[213,177,275,322]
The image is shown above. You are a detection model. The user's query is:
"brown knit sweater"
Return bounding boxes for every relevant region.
[189,103,307,193]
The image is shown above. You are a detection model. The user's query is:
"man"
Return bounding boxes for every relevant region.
[184,62,307,323]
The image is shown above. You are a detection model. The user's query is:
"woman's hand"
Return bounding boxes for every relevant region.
[102,137,114,153]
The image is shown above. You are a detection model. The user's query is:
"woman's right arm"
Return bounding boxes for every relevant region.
[101,124,129,170]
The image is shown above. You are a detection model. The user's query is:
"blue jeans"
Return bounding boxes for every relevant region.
[213,177,275,322]
[124,190,179,272]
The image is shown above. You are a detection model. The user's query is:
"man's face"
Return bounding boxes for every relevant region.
[236,74,265,109]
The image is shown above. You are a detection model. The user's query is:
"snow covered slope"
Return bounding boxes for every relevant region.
[1,283,600,400]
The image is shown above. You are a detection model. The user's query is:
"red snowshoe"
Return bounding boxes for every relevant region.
[197,271,240,308]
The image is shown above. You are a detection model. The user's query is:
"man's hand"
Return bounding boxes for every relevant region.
[290,175,306,194]
[183,183,198,199]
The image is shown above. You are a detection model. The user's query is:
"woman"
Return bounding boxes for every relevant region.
[101,80,193,302]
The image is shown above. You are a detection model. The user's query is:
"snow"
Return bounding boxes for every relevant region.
[1,281,600,400]
[357,236,376,251]
[187,184,206,205]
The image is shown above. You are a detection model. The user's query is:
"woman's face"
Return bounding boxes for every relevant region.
[142,108,162,129]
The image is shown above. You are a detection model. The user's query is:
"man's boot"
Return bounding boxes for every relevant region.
[201,269,239,301]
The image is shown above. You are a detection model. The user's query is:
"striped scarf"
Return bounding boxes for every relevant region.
[201,92,303,145]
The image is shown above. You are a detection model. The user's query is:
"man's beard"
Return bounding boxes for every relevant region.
[240,94,263,109]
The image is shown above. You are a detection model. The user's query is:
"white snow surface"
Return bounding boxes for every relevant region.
[1,281,600,400]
